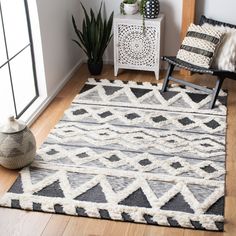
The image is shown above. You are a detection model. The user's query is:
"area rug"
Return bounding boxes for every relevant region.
[0,78,227,231]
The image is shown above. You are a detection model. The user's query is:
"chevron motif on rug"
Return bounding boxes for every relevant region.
[0,78,227,231]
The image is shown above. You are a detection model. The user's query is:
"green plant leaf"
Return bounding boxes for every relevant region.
[81,3,91,28]
[72,39,88,56]
[72,2,114,62]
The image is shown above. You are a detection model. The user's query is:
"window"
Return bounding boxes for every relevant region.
[0,0,38,121]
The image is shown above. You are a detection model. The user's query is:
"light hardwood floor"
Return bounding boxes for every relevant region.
[0,64,236,236]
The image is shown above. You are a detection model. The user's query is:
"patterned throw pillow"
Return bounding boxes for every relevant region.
[203,23,236,72]
[177,23,225,69]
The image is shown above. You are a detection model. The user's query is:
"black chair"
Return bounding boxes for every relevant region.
[161,15,236,109]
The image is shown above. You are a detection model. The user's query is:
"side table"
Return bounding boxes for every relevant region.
[113,13,164,80]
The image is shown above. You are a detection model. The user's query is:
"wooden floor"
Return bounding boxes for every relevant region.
[0,64,236,236]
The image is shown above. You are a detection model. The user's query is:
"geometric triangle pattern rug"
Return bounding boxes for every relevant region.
[0,78,227,231]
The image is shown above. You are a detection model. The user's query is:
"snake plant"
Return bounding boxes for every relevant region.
[72,3,114,64]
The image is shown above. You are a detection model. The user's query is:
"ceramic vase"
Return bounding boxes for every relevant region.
[144,0,160,19]
[0,117,36,169]
[124,3,139,15]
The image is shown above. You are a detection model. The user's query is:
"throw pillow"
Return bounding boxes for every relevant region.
[203,23,236,72]
[177,23,225,68]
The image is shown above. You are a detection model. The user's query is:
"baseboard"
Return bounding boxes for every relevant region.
[26,59,83,126]
[103,59,114,65]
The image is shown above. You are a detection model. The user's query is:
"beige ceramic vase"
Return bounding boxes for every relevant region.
[0,116,36,169]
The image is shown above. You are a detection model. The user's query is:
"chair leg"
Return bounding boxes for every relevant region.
[210,77,224,109]
[161,64,175,92]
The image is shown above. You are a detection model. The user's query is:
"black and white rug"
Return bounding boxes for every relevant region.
[0,79,227,231]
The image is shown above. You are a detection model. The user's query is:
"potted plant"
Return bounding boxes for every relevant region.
[72,3,114,75]
[120,0,139,15]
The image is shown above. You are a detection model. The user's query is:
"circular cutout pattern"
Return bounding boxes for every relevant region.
[117,24,159,67]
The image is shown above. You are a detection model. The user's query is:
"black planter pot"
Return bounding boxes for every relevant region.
[144,0,160,19]
[87,60,103,75]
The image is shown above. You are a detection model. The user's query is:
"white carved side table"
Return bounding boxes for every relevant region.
[113,13,164,80]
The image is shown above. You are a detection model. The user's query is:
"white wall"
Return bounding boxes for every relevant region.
[159,0,182,56]
[36,0,83,96]
[196,0,236,25]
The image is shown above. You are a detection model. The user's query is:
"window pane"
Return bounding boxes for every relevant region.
[10,47,36,115]
[1,0,30,58]
[0,18,7,67]
[0,65,15,123]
